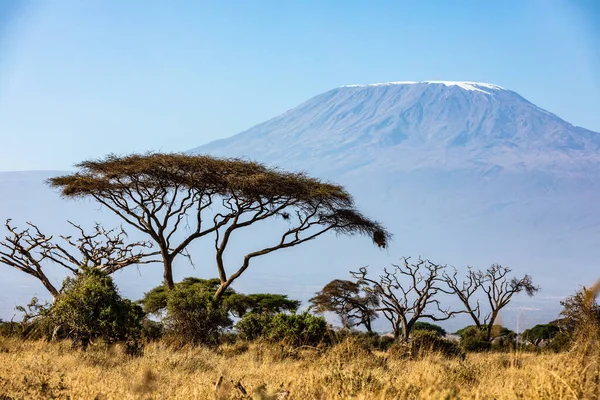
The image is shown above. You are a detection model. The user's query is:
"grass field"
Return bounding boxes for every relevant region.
[1,337,599,400]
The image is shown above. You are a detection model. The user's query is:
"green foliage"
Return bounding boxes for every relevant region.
[164,284,231,346]
[456,324,513,343]
[491,331,517,352]
[141,278,286,318]
[47,268,144,350]
[0,321,20,337]
[236,312,272,341]
[412,321,446,337]
[245,293,300,314]
[141,319,164,342]
[236,312,330,347]
[141,277,302,346]
[549,331,573,352]
[140,278,228,314]
[522,324,560,346]
[459,327,491,352]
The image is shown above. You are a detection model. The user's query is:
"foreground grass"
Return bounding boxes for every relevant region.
[0,338,599,399]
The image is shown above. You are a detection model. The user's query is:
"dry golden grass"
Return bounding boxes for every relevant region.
[0,337,598,400]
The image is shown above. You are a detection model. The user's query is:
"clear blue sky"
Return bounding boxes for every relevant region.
[0,0,599,171]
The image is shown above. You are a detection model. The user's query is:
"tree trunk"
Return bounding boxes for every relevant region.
[163,257,175,290]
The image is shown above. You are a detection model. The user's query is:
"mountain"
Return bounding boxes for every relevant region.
[192,81,600,176]
[190,81,600,329]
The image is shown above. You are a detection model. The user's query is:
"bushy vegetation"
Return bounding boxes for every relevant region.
[236,312,330,347]
[15,268,145,352]
[412,321,446,337]
[163,285,231,346]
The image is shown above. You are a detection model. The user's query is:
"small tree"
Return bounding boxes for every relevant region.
[0,220,156,298]
[309,279,379,332]
[353,258,459,341]
[49,153,390,296]
[444,264,539,342]
[236,312,329,346]
[47,268,144,350]
[140,277,300,345]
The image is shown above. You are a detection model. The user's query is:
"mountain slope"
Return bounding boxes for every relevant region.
[192,81,600,176]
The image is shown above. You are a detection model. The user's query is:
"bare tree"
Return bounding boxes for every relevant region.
[0,219,157,299]
[49,153,390,298]
[352,257,458,341]
[309,279,379,332]
[443,264,539,341]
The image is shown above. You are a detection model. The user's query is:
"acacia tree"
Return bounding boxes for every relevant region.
[0,219,155,299]
[352,257,457,341]
[49,153,390,298]
[309,279,379,332]
[443,264,539,342]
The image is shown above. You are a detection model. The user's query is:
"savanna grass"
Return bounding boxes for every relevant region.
[0,336,599,399]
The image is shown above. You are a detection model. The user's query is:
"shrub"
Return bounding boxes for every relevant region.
[47,268,144,351]
[491,332,517,352]
[459,327,491,352]
[409,330,464,359]
[549,331,573,352]
[141,319,164,342]
[236,312,272,341]
[164,285,231,346]
[236,312,329,347]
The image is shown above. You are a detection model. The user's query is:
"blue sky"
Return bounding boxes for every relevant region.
[0,0,599,171]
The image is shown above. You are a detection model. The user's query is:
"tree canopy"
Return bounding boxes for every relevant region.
[49,153,390,297]
[309,279,379,332]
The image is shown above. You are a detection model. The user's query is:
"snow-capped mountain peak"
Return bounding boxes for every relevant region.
[342,81,505,94]
[191,81,600,176]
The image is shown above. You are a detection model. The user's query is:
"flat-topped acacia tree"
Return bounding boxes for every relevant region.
[49,153,390,298]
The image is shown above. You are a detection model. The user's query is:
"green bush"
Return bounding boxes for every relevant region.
[47,268,144,351]
[236,312,329,347]
[164,285,231,346]
[141,318,164,342]
[236,312,271,341]
[491,332,517,352]
[549,331,573,352]
[459,327,491,352]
